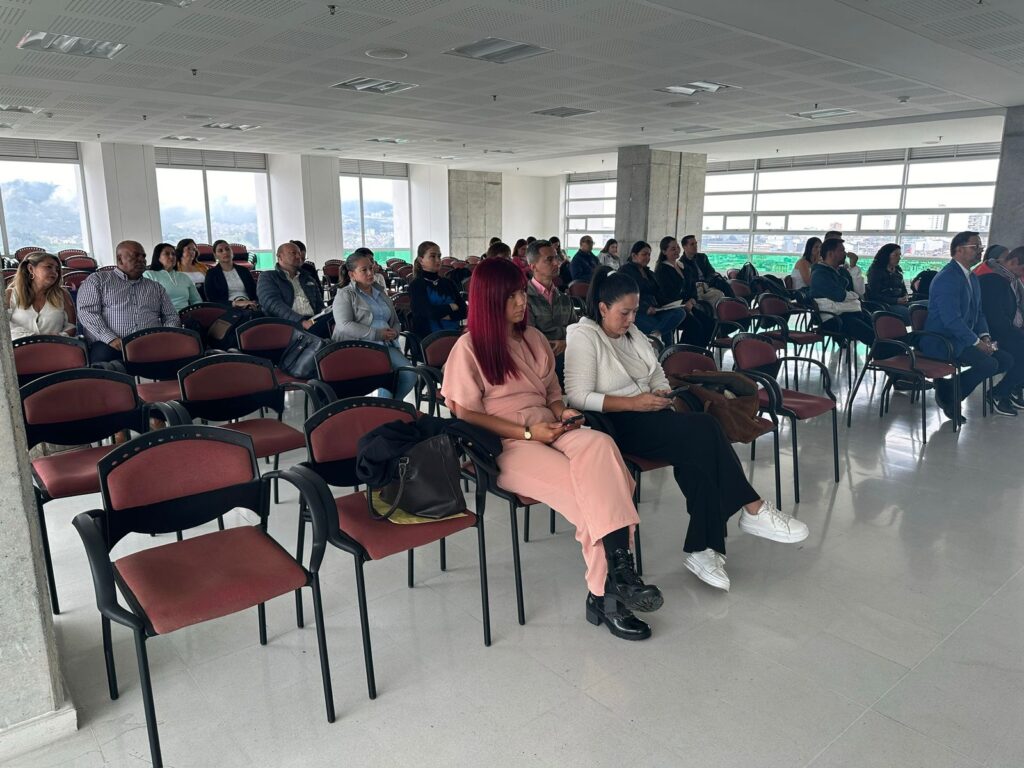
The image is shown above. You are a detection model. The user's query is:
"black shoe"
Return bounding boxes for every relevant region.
[934,383,957,422]
[1009,391,1024,410]
[605,548,664,613]
[586,593,651,641]
[988,394,1018,417]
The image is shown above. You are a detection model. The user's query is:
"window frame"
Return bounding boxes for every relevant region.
[565,175,617,245]
[0,155,92,257]
[338,173,413,253]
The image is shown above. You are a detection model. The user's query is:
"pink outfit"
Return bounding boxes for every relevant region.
[442,326,638,595]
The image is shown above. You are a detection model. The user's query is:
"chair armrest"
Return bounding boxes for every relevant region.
[396,365,439,415]
[907,330,955,363]
[143,400,191,427]
[776,355,836,400]
[281,380,335,411]
[712,319,743,338]
[736,368,782,416]
[399,331,422,363]
[264,465,338,573]
[71,512,145,631]
[754,313,788,334]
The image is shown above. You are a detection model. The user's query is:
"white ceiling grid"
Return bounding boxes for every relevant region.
[0,0,1017,170]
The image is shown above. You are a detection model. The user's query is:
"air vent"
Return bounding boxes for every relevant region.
[790,108,857,120]
[313,146,343,152]
[665,100,701,109]
[138,0,193,5]
[657,81,737,96]
[531,106,596,118]
[203,122,260,131]
[366,137,409,144]
[445,37,552,65]
[17,30,126,59]
[161,135,203,142]
[0,104,42,114]
[332,77,419,95]
[672,125,716,133]
[483,149,515,154]
[0,124,14,131]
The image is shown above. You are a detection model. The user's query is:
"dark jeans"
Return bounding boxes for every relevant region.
[603,410,760,555]
[634,308,685,347]
[89,341,122,363]
[993,334,1024,396]
[298,314,332,339]
[678,309,715,347]
[822,311,874,346]
[949,344,1013,399]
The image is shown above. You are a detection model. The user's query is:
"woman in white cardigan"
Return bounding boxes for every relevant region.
[564,266,808,591]
[7,252,76,340]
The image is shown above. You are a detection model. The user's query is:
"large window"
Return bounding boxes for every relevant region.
[0,139,89,256]
[338,160,411,262]
[565,172,617,250]
[701,146,999,276]
[155,149,272,250]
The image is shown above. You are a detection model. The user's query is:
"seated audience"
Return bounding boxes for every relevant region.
[976,245,1024,412]
[511,239,530,276]
[549,236,572,289]
[792,237,821,291]
[681,234,732,298]
[569,236,600,283]
[348,246,387,291]
[598,239,620,269]
[77,240,180,362]
[842,252,866,298]
[205,239,259,310]
[408,240,466,339]
[143,242,201,311]
[525,239,576,380]
[7,251,76,339]
[620,240,686,347]
[291,239,323,294]
[653,236,714,347]
[332,252,416,401]
[257,241,330,337]
[175,238,208,290]
[809,237,875,346]
[441,257,663,641]
[866,243,911,323]
[564,266,808,591]
[921,231,1014,419]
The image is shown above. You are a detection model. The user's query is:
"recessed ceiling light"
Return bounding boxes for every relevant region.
[532,106,597,118]
[445,37,552,65]
[665,100,701,109]
[923,139,941,145]
[0,123,14,130]
[17,30,126,59]
[483,149,515,154]
[790,107,856,120]
[656,81,736,96]
[313,146,343,152]
[137,0,194,6]
[365,48,408,60]
[183,113,213,120]
[671,125,716,133]
[332,76,418,95]
[203,122,260,131]
[434,138,456,143]
[161,135,203,141]
[0,104,42,114]
[367,137,409,144]
[435,155,460,160]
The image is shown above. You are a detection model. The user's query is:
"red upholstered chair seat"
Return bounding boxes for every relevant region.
[113,526,307,635]
[765,330,823,345]
[33,445,112,498]
[758,388,836,420]
[136,380,182,403]
[623,455,672,473]
[873,356,955,379]
[223,419,305,457]
[712,336,734,348]
[274,369,306,385]
[335,492,477,561]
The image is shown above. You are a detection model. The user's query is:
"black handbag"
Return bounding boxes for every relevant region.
[279,328,326,379]
[371,434,466,520]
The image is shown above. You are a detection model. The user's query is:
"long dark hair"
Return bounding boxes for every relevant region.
[629,240,651,262]
[869,243,902,276]
[657,235,676,263]
[149,242,175,271]
[586,265,639,322]
[599,238,617,255]
[174,238,196,262]
[801,237,821,263]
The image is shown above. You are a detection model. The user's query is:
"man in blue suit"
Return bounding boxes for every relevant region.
[921,231,1016,419]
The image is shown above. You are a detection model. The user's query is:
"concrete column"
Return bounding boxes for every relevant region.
[409,163,450,258]
[448,170,501,260]
[990,106,1024,249]
[266,154,344,264]
[0,310,76,760]
[614,146,707,248]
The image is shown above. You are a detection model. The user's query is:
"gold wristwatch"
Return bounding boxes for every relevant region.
[523,425,533,441]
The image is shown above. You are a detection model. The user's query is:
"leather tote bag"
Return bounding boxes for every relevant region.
[278,328,326,380]
[372,434,466,520]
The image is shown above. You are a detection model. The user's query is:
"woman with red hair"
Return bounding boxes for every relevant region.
[441,258,663,641]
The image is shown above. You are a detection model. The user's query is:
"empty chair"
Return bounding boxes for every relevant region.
[12,335,89,388]
[58,248,89,259]
[15,246,44,261]
[178,302,228,334]
[315,340,433,406]
[63,255,97,271]
[62,269,92,293]
[121,327,205,403]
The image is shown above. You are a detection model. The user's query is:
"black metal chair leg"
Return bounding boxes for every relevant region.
[102,617,118,700]
[273,454,281,503]
[508,502,525,625]
[257,603,268,645]
[439,538,446,572]
[548,507,556,534]
[476,517,491,647]
[831,410,839,483]
[772,428,782,509]
[310,575,335,722]
[921,381,928,443]
[36,500,60,614]
[634,525,643,577]
[523,504,531,542]
[407,549,414,588]
[790,417,801,504]
[175,530,183,542]
[750,437,756,460]
[294,503,307,628]
[133,631,163,768]
[217,515,225,530]
[353,559,376,699]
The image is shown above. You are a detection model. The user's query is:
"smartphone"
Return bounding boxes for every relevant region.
[661,387,689,399]
[562,414,585,427]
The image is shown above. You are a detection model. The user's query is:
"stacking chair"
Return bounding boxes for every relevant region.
[121,327,204,404]
[729,278,753,304]
[12,334,89,388]
[660,343,782,507]
[58,248,88,259]
[733,336,839,504]
[709,298,785,366]
[178,302,227,334]
[756,293,825,385]
[15,246,44,261]
[62,269,92,293]
[845,311,958,441]
[236,317,305,380]
[567,280,590,314]
[414,330,463,413]
[808,299,859,388]
[322,259,343,300]
[72,425,336,768]
[63,255,97,271]
[315,340,435,408]
[21,368,186,613]
[296,398,493,699]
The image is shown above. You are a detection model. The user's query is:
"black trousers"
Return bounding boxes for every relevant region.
[678,310,715,347]
[89,341,122,363]
[822,311,874,346]
[603,410,760,555]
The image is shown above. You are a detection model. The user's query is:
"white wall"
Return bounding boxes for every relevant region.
[501,174,562,241]
[267,153,305,250]
[409,163,449,257]
[299,155,343,264]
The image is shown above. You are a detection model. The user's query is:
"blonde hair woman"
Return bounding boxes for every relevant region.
[6,251,76,339]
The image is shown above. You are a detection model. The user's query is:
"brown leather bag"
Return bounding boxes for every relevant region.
[667,370,771,444]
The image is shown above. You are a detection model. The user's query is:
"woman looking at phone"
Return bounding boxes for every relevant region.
[441,257,664,641]
[563,266,809,592]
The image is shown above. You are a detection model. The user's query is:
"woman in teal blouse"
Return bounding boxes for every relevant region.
[144,242,202,311]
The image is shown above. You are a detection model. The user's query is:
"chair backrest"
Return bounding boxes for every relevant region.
[63,255,97,271]
[97,425,262,545]
[236,317,296,364]
[195,243,214,259]
[98,265,116,272]
[421,330,462,368]
[757,294,791,318]
[567,280,590,300]
[322,260,343,281]
[62,270,92,291]
[229,243,248,257]
[304,397,416,486]
[726,268,740,280]
[15,246,44,261]
[13,335,89,387]
[733,336,780,374]
[715,297,751,323]
[659,343,719,377]
[58,248,88,258]
[910,305,928,332]
[122,327,204,381]
[784,275,794,290]
[729,279,752,301]
[20,369,143,449]
[316,341,396,399]
[179,302,227,332]
[178,353,283,422]
[873,312,910,342]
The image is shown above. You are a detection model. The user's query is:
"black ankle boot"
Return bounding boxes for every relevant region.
[605,548,663,613]
[586,593,651,641]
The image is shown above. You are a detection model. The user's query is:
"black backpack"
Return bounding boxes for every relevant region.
[737,262,759,284]
[911,269,937,299]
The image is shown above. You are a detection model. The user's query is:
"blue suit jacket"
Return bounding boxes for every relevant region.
[920,260,989,358]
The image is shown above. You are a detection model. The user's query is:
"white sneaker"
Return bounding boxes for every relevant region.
[738,500,809,543]
[685,549,730,591]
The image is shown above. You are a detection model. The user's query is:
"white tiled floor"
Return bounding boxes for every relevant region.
[8,354,1024,768]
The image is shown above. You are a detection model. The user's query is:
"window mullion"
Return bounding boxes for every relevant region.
[202,169,213,244]
[0,184,9,257]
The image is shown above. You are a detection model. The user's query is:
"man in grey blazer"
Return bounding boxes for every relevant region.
[257,242,330,337]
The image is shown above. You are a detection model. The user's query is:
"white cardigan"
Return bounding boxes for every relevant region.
[564,316,670,412]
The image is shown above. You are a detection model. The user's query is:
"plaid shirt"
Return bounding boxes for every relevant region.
[77,268,180,344]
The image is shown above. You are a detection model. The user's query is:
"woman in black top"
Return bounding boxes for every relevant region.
[205,239,259,307]
[865,243,910,324]
[618,240,686,347]
[653,236,715,346]
[408,240,467,340]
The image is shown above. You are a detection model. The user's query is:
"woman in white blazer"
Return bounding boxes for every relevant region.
[563,266,808,591]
